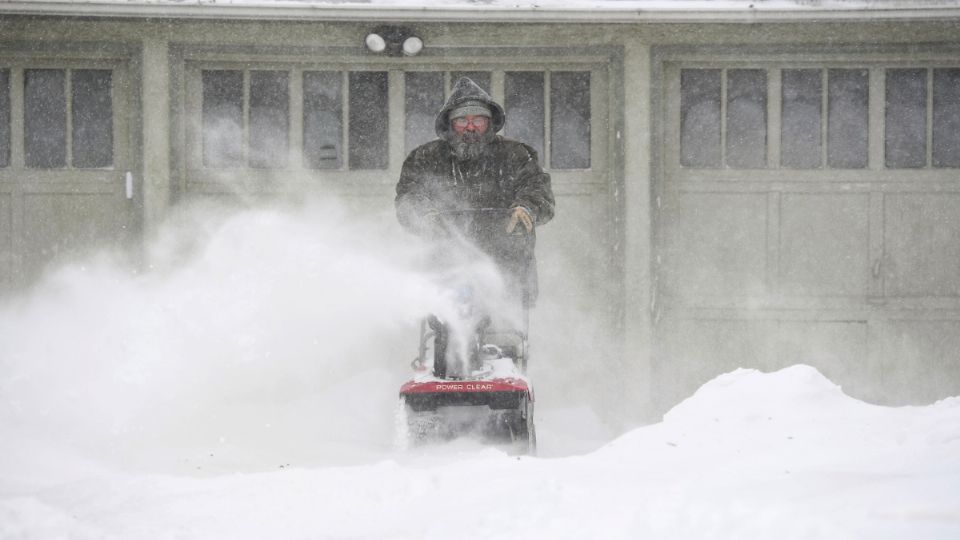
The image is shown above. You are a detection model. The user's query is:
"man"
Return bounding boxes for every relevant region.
[396,77,555,307]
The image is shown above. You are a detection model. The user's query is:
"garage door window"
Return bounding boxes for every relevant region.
[680,69,721,167]
[347,71,388,170]
[780,69,821,168]
[726,69,767,168]
[827,69,869,169]
[781,68,869,170]
[249,71,289,169]
[884,67,960,169]
[201,70,292,169]
[681,67,873,170]
[201,70,243,168]
[71,70,113,168]
[452,72,491,94]
[24,69,67,168]
[551,71,591,169]
[404,71,444,155]
[933,68,960,168]
[303,71,342,170]
[200,69,389,171]
[885,68,927,169]
[505,71,545,160]
[23,68,113,169]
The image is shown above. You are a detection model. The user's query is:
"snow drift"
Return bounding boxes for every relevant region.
[2,364,958,539]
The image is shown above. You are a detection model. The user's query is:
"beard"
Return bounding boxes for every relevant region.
[447,130,494,162]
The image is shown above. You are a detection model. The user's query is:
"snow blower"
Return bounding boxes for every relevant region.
[397,209,537,454]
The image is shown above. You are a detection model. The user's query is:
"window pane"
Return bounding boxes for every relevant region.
[885,68,927,168]
[24,69,67,168]
[551,71,591,169]
[405,72,444,155]
[505,72,544,159]
[827,69,869,169]
[249,70,289,169]
[0,69,9,168]
[781,69,822,168]
[71,70,113,168]
[348,71,388,170]
[933,68,960,168]
[202,70,243,168]
[450,72,490,95]
[303,71,342,170]
[726,69,767,169]
[680,69,721,167]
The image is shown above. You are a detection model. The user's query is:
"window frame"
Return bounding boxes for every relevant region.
[172,45,611,195]
[0,57,125,175]
[664,54,960,182]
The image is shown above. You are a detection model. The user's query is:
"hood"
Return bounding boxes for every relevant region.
[434,77,506,138]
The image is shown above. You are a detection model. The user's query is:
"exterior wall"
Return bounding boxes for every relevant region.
[1,14,958,421]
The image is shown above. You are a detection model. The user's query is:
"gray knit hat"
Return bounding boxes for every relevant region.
[449,100,492,120]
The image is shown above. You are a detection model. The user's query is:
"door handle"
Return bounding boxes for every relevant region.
[125,171,133,200]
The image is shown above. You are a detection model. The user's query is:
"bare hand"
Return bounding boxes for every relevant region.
[505,207,534,233]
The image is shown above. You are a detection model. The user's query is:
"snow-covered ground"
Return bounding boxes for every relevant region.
[1,203,959,539]
[2,366,958,539]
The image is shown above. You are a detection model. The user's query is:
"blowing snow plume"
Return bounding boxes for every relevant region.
[0,199,513,474]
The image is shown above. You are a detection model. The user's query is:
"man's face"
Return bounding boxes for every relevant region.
[448,114,493,161]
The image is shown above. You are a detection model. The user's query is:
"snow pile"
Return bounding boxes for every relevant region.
[596,366,960,538]
[2,363,959,538]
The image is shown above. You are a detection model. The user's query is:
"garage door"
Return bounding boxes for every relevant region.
[0,47,138,292]
[654,49,960,409]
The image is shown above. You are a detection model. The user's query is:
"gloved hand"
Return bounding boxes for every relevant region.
[417,209,442,237]
[505,206,534,234]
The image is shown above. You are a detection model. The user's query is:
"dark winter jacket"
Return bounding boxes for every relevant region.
[396,77,555,305]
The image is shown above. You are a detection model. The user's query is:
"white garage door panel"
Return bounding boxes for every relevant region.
[539,190,610,304]
[778,320,874,399]
[657,318,779,409]
[663,192,767,298]
[885,193,960,298]
[21,193,127,276]
[0,194,10,288]
[780,193,871,297]
[874,320,960,404]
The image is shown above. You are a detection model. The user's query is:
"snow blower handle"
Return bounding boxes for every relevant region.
[428,208,533,241]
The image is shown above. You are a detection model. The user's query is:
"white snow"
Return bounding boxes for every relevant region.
[3,365,958,539]
[1,202,959,539]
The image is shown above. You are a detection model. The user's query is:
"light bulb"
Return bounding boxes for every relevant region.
[402,36,424,56]
[364,33,386,53]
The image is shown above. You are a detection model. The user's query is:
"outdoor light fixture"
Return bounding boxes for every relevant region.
[401,36,423,56]
[364,32,387,53]
[364,26,423,57]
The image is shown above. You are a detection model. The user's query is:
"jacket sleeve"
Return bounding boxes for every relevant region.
[395,148,436,233]
[511,145,555,226]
